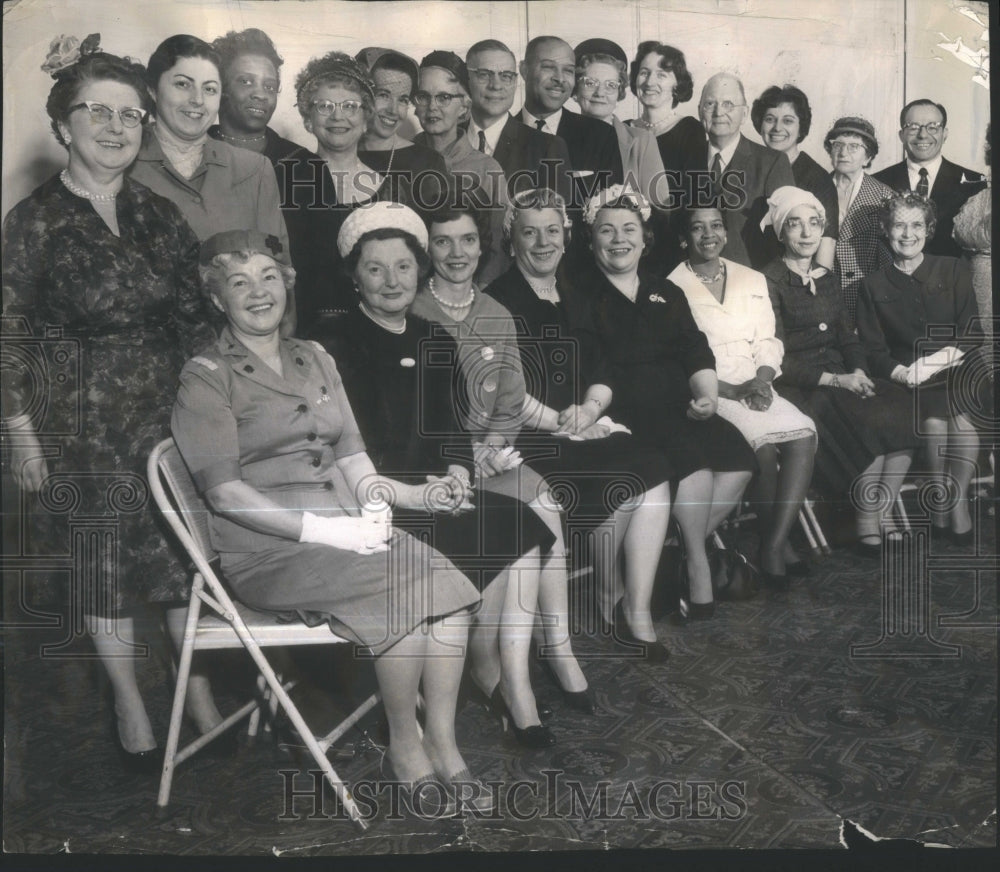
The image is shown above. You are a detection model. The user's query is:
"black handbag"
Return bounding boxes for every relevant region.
[708,538,760,601]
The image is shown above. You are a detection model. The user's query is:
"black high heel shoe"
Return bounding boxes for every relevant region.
[464,675,553,722]
[613,602,670,664]
[488,687,556,748]
[111,716,164,775]
[539,658,597,715]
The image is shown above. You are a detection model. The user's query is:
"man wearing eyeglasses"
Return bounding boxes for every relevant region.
[463,39,572,204]
[413,50,511,284]
[517,36,622,208]
[873,99,985,258]
[697,72,794,269]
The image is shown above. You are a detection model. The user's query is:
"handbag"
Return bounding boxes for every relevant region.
[708,537,760,601]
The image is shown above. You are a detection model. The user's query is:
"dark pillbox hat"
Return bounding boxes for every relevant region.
[419,49,469,93]
[574,38,627,66]
[199,229,289,265]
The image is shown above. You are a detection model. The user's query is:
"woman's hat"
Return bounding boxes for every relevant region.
[199,229,289,265]
[824,116,878,154]
[574,39,627,66]
[763,186,826,238]
[337,202,428,258]
[419,50,469,94]
[355,47,419,93]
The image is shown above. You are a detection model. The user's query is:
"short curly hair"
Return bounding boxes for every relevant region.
[294,51,375,120]
[878,192,938,242]
[580,192,656,256]
[212,28,283,80]
[502,187,572,252]
[576,53,627,102]
[45,52,152,148]
[750,84,812,142]
[427,199,494,279]
[629,41,693,107]
[200,249,297,308]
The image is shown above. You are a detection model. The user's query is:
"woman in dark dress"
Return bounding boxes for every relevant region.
[856,193,985,542]
[751,85,838,271]
[2,38,219,769]
[323,202,576,748]
[762,187,917,554]
[485,188,674,654]
[173,228,488,815]
[576,187,755,644]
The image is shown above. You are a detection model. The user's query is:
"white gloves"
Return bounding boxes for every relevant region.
[903,347,965,386]
[299,511,391,554]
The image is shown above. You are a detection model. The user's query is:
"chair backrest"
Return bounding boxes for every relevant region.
[148,437,219,566]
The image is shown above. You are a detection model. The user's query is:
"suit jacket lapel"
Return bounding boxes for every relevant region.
[494,115,518,168]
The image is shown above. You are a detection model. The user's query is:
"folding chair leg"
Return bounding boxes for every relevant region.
[802,499,831,554]
[157,576,205,812]
[798,509,820,556]
[894,492,911,530]
[248,675,266,739]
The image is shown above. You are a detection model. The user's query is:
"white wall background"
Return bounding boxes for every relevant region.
[2,0,990,218]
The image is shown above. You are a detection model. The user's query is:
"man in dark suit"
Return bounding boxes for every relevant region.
[873,99,986,258]
[464,39,573,204]
[517,35,622,209]
[697,72,795,269]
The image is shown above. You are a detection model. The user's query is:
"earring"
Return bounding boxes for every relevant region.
[680,240,688,249]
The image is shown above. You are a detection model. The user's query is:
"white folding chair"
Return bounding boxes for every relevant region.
[147,438,379,829]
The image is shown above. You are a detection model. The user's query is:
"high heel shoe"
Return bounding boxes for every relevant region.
[465,675,553,722]
[445,767,496,815]
[539,658,597,715]
[488,687,556,748]
[380,754,457,819]
[672,599,716,624]
[613,602,670,664]
[111,716,164,776]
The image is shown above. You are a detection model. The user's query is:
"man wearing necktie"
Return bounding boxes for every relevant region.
[698,72,795,269]
[463,39,573,204]
[873,99,986,259]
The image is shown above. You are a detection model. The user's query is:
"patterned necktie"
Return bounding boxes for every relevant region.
[477,130,487,154]
[535,118,546,132]
[916,167,929,198]
[710,152,723,204]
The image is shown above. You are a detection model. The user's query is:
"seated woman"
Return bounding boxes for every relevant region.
[171,229,487,814]
[320,202,568,748]
[572,39,668,211]
[761,187,918,554]
[668,206,817,586]
[406,200,596,700]
[856,193,985,543]
[574,188,755,643]
[750,84,838,270]
[485,188,675,653]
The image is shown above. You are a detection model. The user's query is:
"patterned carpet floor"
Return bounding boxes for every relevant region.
[3,510,996,857]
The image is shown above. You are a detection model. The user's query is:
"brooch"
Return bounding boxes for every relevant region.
[649,293,667,304]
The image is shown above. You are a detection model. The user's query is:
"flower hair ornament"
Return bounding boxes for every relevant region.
[583,184,652,225]
[41,33,101,76]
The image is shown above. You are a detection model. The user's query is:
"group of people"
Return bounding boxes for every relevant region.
[1,24,991,817]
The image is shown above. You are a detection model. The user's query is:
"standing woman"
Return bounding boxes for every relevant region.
[762,187,917,553]
[2,36,219,770]
[822,117,894,323]
[668,207,817,585]
[750,85,838,270]
[578,188,755,643]
[130,35,288,256]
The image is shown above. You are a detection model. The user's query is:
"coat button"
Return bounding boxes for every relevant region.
[311,457,321,467]
[296,357,305,366]
[244,364,254,373]
[297,403,307,413]
[846,271,856,278]
[483,378,497,393]
[818,322,828,331]
[307,432,317,441]
[324,481,335,490]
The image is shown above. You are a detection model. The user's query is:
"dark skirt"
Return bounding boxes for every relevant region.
[514,431,673,528]
[221,530,480,656]
[394,489,555,591]
[623,405,759,479]
[779,378,919,494]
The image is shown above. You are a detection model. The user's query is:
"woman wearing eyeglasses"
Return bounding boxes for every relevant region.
[413,50,510,286]
[823,117,894,324]
[2,37,218,772]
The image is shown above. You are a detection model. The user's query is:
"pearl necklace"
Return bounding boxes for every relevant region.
[217,130,266,145]
[686,260,725,284]
[360,302,406,334]
[427,277,475,309]
[61,169,117,202]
